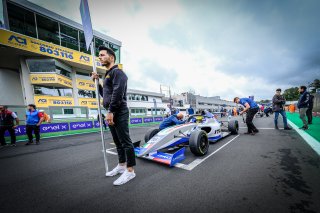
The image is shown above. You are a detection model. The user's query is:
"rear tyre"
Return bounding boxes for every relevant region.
[144,128,160,143]
[228,120,239,135]
[189,130,209,156]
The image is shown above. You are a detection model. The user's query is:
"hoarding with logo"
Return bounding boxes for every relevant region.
[0,29,105,69]
[79,98,99,108]
[34,96,74,108]
[30,73,72,88]
[76,78,95,91]
[70,121,93,130]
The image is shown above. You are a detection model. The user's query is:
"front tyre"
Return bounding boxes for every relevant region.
[144,128,160,143]
[228,120,239,135]
[189,130,209,156]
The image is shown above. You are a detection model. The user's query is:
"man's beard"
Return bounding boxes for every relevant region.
[101,60,111,67]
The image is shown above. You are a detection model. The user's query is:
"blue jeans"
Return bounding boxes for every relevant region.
[274,109,288,128]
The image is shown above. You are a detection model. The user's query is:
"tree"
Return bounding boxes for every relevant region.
[260,99,271,104]
[283,87,300,101]
[309,79,320,93]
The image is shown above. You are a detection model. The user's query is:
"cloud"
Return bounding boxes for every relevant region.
[28,0,320,101]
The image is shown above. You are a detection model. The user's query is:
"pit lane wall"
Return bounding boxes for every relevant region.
[4,116,164,142]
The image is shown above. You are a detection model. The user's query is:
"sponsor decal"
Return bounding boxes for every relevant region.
[0,29,107,70]
[80,55,90,63]
[40,123,69,133]
[130,118,142,124]
[52,100,73,105]
[154,117,163,122]
[76,78,95,91]
[70,121,93,130]
[38,99,47,104]
[8,35,27,45]
[4,123,69,136]
[5,126,26,136]
[143,117,153,123]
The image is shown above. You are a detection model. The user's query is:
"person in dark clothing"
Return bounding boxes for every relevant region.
[159,113,186,130]
[306,94,314,124]
[272,88,291,130]
[97,113,107,130]
[297,86,310,130]
[0,105,19,147]
[92,45,135,186]
[25,104,44,145]
[234,97,259,135]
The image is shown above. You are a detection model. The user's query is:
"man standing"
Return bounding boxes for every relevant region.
[234,97,259,135]
[297,86,310,130]
[272,89,292,130]
[306,94,314,124]
[0,106,19,147]
[92,46,136,186]
[165,104,171,118]
[25,104,44,145]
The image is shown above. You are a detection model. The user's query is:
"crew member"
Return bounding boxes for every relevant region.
[159,113,186,130]
[234,97,259,135]
[25,104,44,145]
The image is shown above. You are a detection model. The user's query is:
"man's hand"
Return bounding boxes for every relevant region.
[12,125,17,129]
[239,111,244,115]
[91,72,99,81]
[106,113,114,125]
[36,123,41,126]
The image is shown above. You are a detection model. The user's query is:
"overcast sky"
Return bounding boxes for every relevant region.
[29,0,320,101]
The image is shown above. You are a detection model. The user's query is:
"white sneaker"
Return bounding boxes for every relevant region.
[105,165,126,177]
[113,170,136,186]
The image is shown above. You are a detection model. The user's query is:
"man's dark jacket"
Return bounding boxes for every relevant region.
[98,65,128,112]
[308,94,314,109]
[297,91,310,109]
[272,94,286,112]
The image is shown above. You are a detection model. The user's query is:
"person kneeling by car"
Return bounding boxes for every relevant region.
[159,113,186,130]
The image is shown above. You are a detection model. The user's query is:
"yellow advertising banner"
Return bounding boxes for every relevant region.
[78,98,99,108]
[34,96,74,108]
[76,78,95,91]
[30,73,73,88]
[0,29,107,69]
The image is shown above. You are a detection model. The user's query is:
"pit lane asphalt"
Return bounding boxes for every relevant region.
[0,116,320,213]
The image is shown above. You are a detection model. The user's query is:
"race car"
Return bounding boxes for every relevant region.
[134,114,239,167]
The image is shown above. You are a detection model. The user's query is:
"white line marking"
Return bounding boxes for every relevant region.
[106,150,117,155]
[174,134,240,171]
[287,120,320,155]
[101,147,116,152]
[239,127,281,130]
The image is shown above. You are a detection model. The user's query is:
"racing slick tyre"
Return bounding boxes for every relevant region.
[189,130,209,156]
[144,128,160,143]
[228,120,239,135]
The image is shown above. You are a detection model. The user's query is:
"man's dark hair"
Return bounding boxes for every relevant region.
[98,45,116,62]
[28,104,36,109]
[233,97,239,103]
[300,86,307,91]
[276,88,281,92]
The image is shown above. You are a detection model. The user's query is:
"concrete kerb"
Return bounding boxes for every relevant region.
[287,119,320,156]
